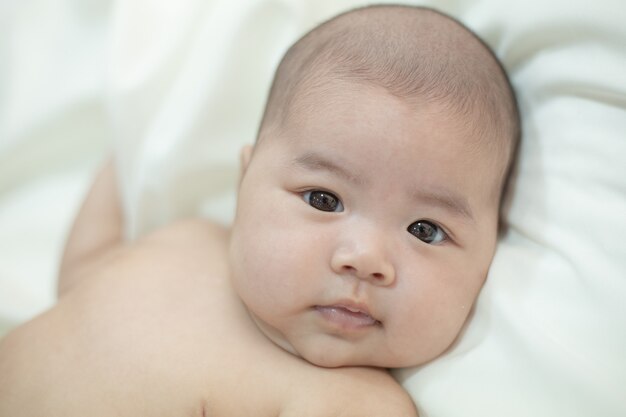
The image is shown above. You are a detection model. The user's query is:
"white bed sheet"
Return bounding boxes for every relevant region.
[1,0,625,415]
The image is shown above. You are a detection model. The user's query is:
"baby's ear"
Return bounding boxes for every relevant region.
[238,144,254,182]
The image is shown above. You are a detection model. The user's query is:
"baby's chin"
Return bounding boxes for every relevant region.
[299,350,377,368]
[291,336,446,369]
[304,350,412,369]
[288,338,412,369]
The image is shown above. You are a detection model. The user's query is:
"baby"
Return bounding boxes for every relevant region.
[0,4,519,416]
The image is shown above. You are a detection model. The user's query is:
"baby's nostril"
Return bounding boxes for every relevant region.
[372,272,384,280]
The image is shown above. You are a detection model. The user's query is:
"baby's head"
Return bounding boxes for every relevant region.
[230,5,520,368]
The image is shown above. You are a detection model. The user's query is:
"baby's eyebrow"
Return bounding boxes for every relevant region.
[292,151,474,222]
[412,187,475,222]
[292,152,364,185]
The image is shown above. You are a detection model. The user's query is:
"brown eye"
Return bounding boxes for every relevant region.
[304,190,343,212]
[407,220,446,244]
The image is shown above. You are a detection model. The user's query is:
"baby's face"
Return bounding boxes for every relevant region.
[230,82,504,368]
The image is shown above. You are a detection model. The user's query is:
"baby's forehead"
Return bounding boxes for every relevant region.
[285,78,496,148]
[283,80,493,158]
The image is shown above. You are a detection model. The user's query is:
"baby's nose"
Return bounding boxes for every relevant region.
[330,229,395,286]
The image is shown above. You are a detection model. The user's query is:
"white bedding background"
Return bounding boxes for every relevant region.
[1,0,625,415]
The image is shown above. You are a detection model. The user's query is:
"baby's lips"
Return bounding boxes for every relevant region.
[315,303,381,329]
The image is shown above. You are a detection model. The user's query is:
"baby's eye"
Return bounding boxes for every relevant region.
[407,220,447,244]
[303,190,344,212]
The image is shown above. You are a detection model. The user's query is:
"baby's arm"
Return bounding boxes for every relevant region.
[57,159,124,296]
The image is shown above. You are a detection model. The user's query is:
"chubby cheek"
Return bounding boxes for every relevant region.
[230,187,322,318]
[391,251,490,363]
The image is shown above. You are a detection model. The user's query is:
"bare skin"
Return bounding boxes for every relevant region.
[0,161,418,416]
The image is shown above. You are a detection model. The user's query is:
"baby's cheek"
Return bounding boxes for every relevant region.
[232,226,299,310]
[392,268,473,354]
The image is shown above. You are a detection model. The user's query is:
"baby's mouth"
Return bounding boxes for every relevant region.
[314,304,381,330]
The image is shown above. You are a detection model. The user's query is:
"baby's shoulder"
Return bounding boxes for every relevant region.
[138,217,230,261]
[280,366,418,416]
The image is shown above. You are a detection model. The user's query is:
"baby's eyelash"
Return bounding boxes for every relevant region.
[302,189,344,212]
[407,220,448,244]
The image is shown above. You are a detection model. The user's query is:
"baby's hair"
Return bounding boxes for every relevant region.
[258,4,520,206]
